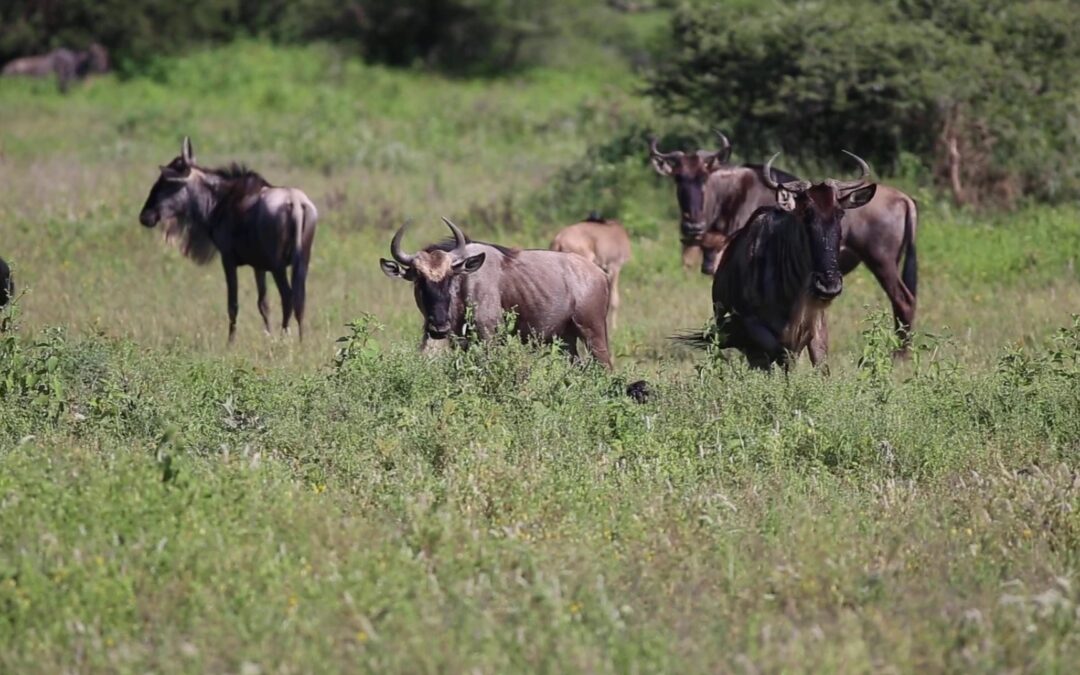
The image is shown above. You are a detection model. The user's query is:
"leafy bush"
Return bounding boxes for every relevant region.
[647,0,1080,206]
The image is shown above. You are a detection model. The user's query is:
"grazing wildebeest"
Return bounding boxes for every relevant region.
[650,131,918,349]
[550,212,631,332]
[681,152,878,371]
[138,137,318,343]
[380,217,613,368]
[2,44,109,92]
[0,257,12,308]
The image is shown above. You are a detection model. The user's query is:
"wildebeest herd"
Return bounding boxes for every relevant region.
[3,131,921,383]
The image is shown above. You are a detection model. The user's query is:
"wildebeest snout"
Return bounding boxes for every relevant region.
[812,273,843,300]
[139,209,158,228]
[680,220,706,239]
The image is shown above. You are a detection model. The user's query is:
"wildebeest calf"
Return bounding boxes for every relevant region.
[682,151,877,370]
[381,218,613,368]
[550,213,631,332]
[138,137,318,343]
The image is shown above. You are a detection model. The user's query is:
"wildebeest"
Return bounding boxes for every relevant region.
[0,257,12,308]
[682,152,878,370]
[2,44,109,92]
[549,212,631,332]
[138,137,318,343]
[650,131,918,349]
[380,217,613,368]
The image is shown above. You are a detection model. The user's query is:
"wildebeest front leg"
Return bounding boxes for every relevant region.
[222,257,239,344]
[738,316,785,369]
[254,269,271,336]
[271,269,293,335]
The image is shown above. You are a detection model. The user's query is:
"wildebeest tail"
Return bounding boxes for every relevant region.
[902,199,918,299]
[291,196,318,337]
[670,329,714,350]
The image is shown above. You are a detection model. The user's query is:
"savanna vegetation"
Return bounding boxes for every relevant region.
[2,3,1080,672]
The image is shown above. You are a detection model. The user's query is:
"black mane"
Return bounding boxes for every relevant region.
[210,163,271,188]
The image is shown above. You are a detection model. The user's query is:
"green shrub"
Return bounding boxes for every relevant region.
[647,0,1080,206]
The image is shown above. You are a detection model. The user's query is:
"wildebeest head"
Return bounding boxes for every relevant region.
[763,151,877,300]
[380,218,486,339]
[139,136,202,229]
[649,130,733,240]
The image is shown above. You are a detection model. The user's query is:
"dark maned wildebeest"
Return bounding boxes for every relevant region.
[681,152,878,371]
[2,44,109,92]
[650,131,918,350]
[0,257,13,308]
[381,217,613,368]
[138,137,318,343]
[550,212,631,332]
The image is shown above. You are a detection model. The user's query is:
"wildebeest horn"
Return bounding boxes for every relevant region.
[648,136,682,160]
[763,151,811,193]
[713,129,732,162]
[390,223,417,266]
[834,149,872,190]
[442,217,468,257]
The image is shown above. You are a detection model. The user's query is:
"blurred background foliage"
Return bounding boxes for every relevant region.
[2,0,1078,205]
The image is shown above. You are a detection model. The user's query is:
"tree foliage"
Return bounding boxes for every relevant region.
[647,0,1080,205]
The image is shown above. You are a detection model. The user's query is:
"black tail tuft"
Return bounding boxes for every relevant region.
[670,329,714,350]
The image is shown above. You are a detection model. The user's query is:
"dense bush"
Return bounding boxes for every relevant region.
[647,0,1080,206]
[0,0,570,76]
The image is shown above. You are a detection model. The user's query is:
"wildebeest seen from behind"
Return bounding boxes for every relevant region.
[381,218,613,369]
[650,131,918,351]
[2,44,109,92]
[0,257,13,308]
[139,137,318,343]
[550,212,631,332]
[680,152,877,371]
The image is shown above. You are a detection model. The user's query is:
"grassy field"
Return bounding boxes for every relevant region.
[2,40,1080,673]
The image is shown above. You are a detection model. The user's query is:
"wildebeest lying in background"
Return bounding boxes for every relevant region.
[650,131,918,350]
[139,137,318,343]
[679,152,877,371]
[381,217,613,368]
[550,212,631,332]
[2,44,109,92]
[0,257,13,308]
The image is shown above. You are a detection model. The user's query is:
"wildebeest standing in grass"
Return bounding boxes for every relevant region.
[2,44,109,92]
[381,217,613,368]
[650,131,918,350]
[550,213,631,332]
[0,257,12,307]
[683,152,877,371]
[138,137,318,343]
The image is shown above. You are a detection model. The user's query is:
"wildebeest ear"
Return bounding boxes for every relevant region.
[839,184,877,210]
[181,136,195,165]
[775,189,796,212]
[650,156,674,176]
[455,253,486,274]
[380,258,411,280]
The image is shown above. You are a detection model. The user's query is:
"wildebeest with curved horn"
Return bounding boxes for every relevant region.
[138,137,318,343]
[650,131,918,350]
[550,212,631,332]
[0,257,13,308]
[680,151,877,371]
[381,217,613,368]
[2,44,109,92]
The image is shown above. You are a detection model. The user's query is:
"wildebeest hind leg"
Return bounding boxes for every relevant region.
[271,269,293,335]
[254,270,271,336]
[573,318,613,370]
[864,257,916,352]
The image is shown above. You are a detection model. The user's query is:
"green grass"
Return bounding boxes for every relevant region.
[2,41,1080,673]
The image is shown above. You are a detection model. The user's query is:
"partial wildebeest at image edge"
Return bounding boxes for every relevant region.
[138,137,317,343]
[677,151,878,372]
[651,131,917,353]
[381,217,614,369]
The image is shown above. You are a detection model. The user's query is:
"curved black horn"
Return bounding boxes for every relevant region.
[442,217,468,257]
[762,152,782,190]
[648,135,682,159]
[835,149,872,189]
[713,129,732,161]
[390,223,416,266]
